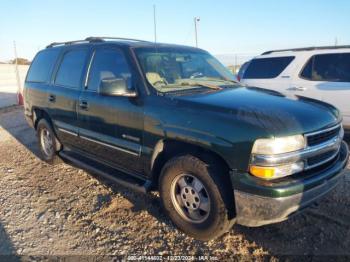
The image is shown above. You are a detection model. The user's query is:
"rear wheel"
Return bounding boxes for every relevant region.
[159,154,236,241]
[37,119,61,164]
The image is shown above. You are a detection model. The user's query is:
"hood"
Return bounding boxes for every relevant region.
[171,86,341,136]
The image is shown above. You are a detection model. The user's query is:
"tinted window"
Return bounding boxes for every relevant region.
[237,61,250,81]
[243,56,294,79]
[55,49,88,88]
[26,49,60,83]
[301,53,350,82]
[88,49,132,92]
[300,57,312,79]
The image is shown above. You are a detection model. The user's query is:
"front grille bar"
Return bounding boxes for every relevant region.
[304,123,341,137]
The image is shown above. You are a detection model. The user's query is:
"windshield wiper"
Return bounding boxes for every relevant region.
[181,81,223,90]
[197,77,240,85]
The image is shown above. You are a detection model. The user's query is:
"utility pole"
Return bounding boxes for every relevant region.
[13,41,23,105]
[335,37,338,46]
[194,17,200,47]
[153,5,157,43]
[13,41,21,91]
[235,54,237,72]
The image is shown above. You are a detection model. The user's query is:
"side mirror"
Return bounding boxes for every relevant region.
[99,78,137,97]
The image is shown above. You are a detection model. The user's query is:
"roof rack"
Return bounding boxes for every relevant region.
[46,36,150,48]
[46,39,91,48]
[262,45,350,55]
[85,36,151,43]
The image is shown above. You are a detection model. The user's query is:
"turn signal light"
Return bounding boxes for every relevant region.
[249,166,275,179]
[249,161,304,180]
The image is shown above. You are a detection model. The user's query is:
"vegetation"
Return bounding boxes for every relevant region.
[10,58,31,65]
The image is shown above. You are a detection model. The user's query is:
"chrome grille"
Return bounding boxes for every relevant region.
[306,125,341,147]
[307,149,338,167]
[304,124,343,170]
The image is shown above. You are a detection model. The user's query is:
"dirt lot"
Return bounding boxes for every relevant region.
[0,106,349,259]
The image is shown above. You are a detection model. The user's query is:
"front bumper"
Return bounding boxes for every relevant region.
[232,141,349,227]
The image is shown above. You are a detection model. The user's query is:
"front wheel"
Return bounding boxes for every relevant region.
[159,154,236,241]
[37,119,61,164]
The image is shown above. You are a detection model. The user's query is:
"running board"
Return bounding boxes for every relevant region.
[59,150,152,194]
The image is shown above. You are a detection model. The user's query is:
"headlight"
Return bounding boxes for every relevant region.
[251,135,306,155]
[250,134,306,180]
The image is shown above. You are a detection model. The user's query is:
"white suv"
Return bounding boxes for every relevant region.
[239,46,350,132]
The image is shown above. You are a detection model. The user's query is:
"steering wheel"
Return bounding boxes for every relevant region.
[190,72,204,79]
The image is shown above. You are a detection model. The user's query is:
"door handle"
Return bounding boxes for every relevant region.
[287,86,307,91]
[48,94,56,102]
[79,100,89,110]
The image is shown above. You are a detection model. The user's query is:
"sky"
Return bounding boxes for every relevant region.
[1,0,350,62]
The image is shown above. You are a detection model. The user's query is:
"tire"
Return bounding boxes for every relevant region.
[36,118,62,165]
[159,154,236,241]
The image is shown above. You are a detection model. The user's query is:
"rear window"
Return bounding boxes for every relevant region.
[243,56,295,79]
[26,49,60,83]
[300,53,350,82]
[55,49,88,88]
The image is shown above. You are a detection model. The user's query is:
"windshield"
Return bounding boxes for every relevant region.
[135,47,238,93]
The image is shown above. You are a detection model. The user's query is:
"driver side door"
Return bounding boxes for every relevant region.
[77,47,144,175]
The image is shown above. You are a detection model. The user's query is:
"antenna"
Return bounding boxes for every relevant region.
[153,5,157,43]
[194,17,200,47]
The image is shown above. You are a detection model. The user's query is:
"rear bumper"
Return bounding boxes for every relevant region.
[24,114,34,128]
[24,107,34,128]
[233,141,349,227]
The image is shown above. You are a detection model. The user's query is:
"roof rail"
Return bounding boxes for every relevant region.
[46,36,150,48]
[262,45,350,55]
[46,39,95,48]
[85,36,151,43]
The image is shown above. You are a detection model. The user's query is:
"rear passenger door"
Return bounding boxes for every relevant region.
[294,53,350,127]
[48,47,89,146]
[25,49,60,119]
[77,46,144,175]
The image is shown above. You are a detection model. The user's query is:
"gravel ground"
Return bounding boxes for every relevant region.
[0,106,349,259]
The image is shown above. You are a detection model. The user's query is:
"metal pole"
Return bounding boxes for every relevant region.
[194,17,200,47]
[153,5,157,43]
[13,41,21,91]
[235,54,237,72]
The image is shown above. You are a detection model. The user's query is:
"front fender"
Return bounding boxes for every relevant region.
[150,124,249,171]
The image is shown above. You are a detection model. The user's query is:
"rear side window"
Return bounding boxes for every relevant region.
[26,49,60,83]
[300,53,350,82]
[55,49,88,88]
[243,56,295,79]
[87,48,132,92]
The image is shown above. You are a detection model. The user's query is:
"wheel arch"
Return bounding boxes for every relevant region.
[150,139,232,189]
[32,107,54,130]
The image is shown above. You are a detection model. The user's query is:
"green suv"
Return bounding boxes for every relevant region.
[24,37,349,241]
